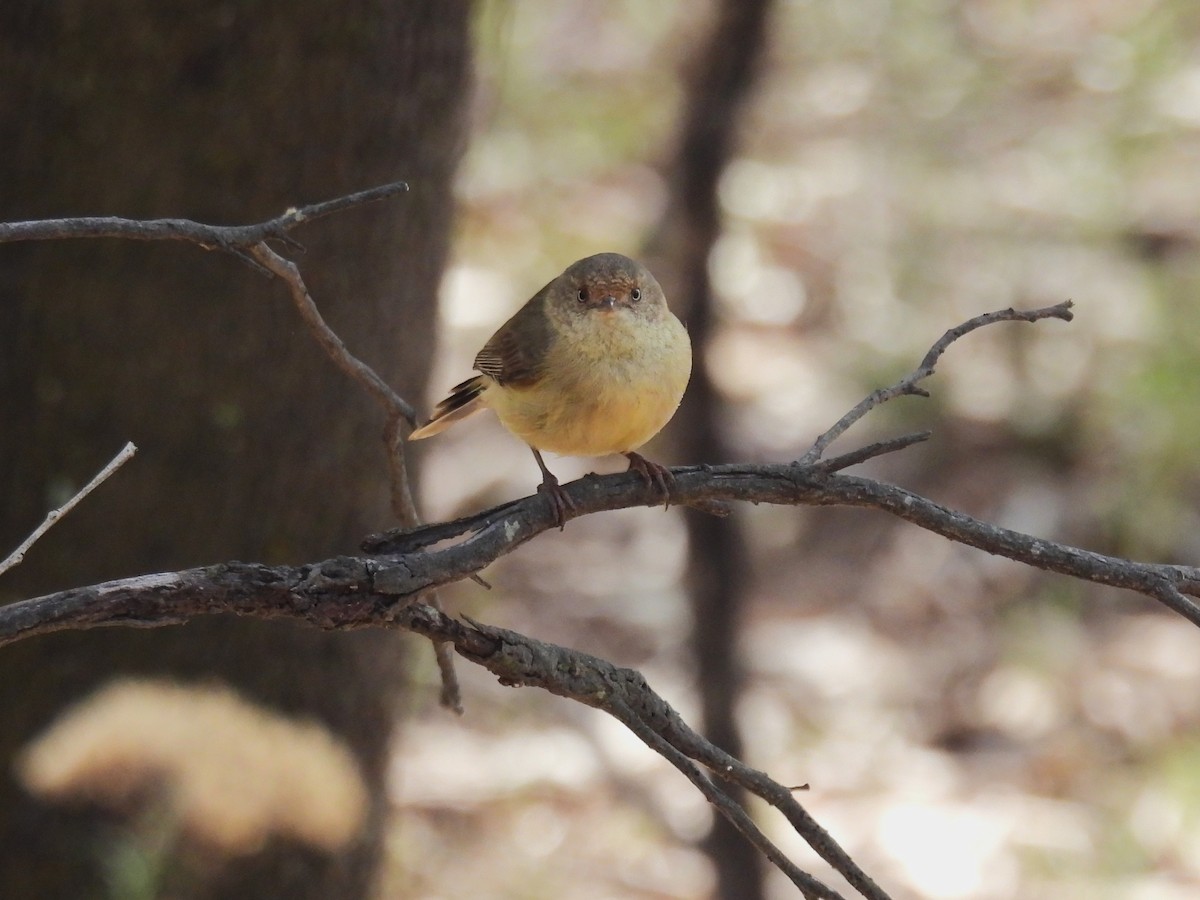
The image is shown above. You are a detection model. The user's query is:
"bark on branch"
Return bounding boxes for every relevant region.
[0,181,466,708]
[7,455,1195,654]
[0,181,409,252]
[7,447,1195,897]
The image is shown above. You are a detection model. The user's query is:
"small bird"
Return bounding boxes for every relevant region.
[409,252,692,525]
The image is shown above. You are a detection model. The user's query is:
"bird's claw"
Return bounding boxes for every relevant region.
[537,478,575,530]
[625,452,674,509]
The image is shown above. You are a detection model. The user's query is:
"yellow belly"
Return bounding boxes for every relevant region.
[482,315,691,457]
[485,377,679,456]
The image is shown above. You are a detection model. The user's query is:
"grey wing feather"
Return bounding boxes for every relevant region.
[474,282,554,386]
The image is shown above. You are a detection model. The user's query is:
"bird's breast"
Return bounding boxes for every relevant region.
[485,312,691,457]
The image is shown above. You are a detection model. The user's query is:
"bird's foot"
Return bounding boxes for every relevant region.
[625,452,674,509]
[537,474,575,530]
[530,447,575,529]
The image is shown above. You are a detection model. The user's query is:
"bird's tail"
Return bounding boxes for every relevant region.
[408,375,487,440]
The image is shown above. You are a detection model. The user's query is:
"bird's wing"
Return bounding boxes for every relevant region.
[474,281,554,387]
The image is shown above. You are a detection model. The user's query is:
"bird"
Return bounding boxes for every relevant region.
[408,252,692,526]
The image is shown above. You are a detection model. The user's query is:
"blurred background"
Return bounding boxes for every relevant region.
[4,1,1200,899]
[391,1,1200,898]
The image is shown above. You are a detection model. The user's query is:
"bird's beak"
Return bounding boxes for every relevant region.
[598,295,617,311]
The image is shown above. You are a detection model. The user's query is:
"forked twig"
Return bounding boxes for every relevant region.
[249,228,459,711]
[1,183,461,709]
[798,301,1075,464]
[248,244,417,428]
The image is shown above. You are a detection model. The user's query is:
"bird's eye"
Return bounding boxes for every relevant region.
[630,288,642,302]
[577,287,588,303]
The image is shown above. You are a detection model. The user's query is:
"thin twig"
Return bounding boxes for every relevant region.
[0,181,410,250]
[0,442,137,577]
[248,243,462,710]
[250,243,417,428]
[444,614,866,896]
[0,183,460,708]
[592,646,890,898]
[241,214,459,711]
[650,714,890,899]
[798,301,1075,464]
[383,416,420,521]
[274,181,412,228]
[814,431,932,473]
[245,216,465,710]
[611,699,846,899]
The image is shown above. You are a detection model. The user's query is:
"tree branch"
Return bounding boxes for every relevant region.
[247,243,417,428]
[394,607,883,899]
[5,459,1199,646]
[8,444,1193,895]
[0,181,410,250]
[798,301,1075,464]
[813,431,932,473]
[0,183,419,431]
[244,215,464,709]
[0,442,137,577]
[608,702,843,900]
[0,183,464,709]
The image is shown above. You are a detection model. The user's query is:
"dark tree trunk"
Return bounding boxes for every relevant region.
[649,0,774,896]
[0,2,470,897]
